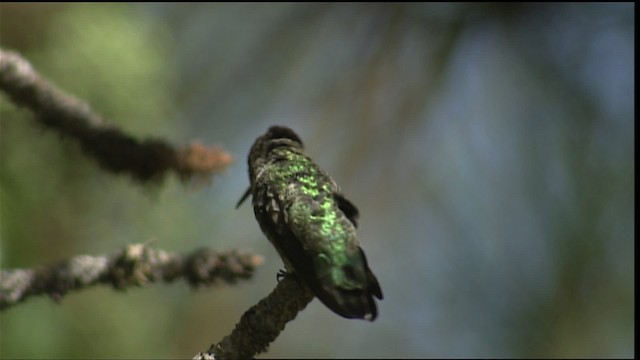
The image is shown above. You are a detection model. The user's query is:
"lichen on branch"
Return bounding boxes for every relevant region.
[0,243,263,311]
[0,48,233,184]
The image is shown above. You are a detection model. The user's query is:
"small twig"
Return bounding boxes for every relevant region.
[0,243,263,311]
[194,275,315,360]
[0,48,233,183]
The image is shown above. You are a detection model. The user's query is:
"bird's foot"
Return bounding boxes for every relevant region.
[276,269,288,282]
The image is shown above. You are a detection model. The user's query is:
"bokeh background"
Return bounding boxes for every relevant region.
[0,3,634,358]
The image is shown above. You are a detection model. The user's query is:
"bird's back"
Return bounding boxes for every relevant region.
[252,147,382,320]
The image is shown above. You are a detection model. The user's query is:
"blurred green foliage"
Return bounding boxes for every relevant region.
[1,3,191,357]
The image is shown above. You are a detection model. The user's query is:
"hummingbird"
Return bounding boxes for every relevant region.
[236,125,383,321]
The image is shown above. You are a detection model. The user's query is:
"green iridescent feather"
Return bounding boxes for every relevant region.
[237,126,382,321]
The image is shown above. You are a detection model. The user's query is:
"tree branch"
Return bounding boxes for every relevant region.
[0,48,313,359]
[0,48,233,183]
[194,275,315,360]
[0,243,263,311]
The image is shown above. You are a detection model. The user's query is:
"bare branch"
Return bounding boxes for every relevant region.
[0,243,263,311]
[0,47,312,359]
[0,48,233,183]
[194,275,315,360]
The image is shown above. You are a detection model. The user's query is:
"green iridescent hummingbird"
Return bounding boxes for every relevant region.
[236,125,383,321]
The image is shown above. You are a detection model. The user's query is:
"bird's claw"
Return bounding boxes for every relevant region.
[276,269,288,282]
